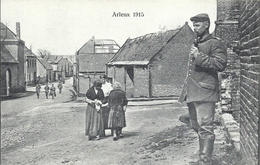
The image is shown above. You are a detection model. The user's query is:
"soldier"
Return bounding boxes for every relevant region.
[58,81,63,94]
[50,84,56,99]
[35,83,41,99]
[178,13,227,165]
[44,84,50,99]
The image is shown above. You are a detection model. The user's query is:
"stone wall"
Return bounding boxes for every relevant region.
[215,0,241,120]
[238,0,259,164]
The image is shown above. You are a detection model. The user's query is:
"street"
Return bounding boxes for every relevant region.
[1,78,229,165]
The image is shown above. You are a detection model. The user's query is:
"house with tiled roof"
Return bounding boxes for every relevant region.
[45,55,74,81]
[107,22,194,98]
[24,46,37,86]
[36,58,53,84]
[75,38,120,95]
[1,22,26,96]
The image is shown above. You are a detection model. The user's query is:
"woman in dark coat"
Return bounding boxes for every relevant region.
[85,79,105,140]
[108,82,128,141]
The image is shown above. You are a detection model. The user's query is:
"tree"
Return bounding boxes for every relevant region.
[37,49,51,58]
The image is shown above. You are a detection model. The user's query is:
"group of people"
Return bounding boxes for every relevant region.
[36,12,228,165]
[85,75,128,141]
[35,81,63,99]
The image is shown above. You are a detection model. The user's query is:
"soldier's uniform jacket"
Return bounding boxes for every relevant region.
[178,34,227,103]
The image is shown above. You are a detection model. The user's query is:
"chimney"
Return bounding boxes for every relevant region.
[16,22,20,39]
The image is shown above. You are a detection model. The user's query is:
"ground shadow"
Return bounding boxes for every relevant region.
[0,91,35,101]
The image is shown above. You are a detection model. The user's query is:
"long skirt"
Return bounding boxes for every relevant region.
[108,105,126,129]
[85,104,105,138]
[102,106,110,129]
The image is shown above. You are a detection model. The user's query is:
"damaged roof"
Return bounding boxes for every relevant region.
[108,25,187,65]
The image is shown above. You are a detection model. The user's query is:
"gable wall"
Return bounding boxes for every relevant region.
[78,40,95,54]
[150,25,194,97]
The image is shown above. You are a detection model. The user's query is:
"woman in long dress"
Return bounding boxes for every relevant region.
[108,82,128,141]
[85,79,105,140]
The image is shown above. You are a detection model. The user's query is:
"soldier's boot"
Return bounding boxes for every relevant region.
[198,138,214,165]
[179,113,190,124]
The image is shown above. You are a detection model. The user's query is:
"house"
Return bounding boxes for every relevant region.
[36,58,53,84]
[45,55,63,81]
[107,22,194,98]
[24,46,37,86]
[57,57,74,77]
[45,55,74,81]
[75,38,120,95]
[1,22,26,96]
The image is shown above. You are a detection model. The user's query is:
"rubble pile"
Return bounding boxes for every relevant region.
[219,48,240,122]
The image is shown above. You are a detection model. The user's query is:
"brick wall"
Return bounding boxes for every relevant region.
[114,66,125,93]
[150,23,194,97]
[217,0,240,21]
[239,0,259,164]
[134,66,149,98]
[215,0,241,119]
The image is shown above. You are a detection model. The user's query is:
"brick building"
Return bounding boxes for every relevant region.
[107,22,194,98]
[216,0,259,164]
[36,58,53,84]
[1,22,26,96]
[25,46,37,86]
[215,0,241,114]
[75,38,120,95]
[238,0,259,164]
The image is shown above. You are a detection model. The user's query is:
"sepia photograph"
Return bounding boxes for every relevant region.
[1,0,259,164]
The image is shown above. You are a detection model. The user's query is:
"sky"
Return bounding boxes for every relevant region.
[1,0,217,55]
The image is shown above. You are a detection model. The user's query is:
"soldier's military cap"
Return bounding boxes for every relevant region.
[190,13,210,22]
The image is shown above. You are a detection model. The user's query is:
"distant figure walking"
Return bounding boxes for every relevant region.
[58,81,63,94]
[108,82,128,141]
[35,83,41,99]
[50,84,56,99]
[44,84,50,99]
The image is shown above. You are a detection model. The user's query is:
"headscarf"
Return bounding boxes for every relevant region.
[93,79,102,87]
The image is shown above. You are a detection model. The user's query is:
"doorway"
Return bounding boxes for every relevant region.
[6,69,11,96]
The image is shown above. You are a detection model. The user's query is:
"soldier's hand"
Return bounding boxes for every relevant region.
[190,46,199,59]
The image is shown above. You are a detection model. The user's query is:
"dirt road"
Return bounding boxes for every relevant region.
[1,78,240,165]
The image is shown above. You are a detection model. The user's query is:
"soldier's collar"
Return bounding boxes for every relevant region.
[199,34,213,43]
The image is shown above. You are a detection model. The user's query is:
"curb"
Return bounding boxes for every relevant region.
[220,113,240,152]
[76,97,178,106]
[127,99,177,106]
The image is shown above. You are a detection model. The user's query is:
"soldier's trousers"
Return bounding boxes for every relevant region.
[187,101,216,162]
